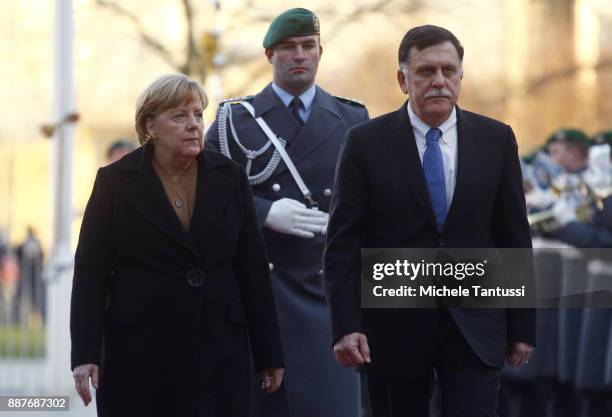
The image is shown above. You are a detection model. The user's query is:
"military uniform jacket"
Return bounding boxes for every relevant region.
[205,83,368,417]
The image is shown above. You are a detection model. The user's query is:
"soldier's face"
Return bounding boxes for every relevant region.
[266,35,322,94]
[548,142,586,172]
[398,41,462,127]
[547,142,567,166]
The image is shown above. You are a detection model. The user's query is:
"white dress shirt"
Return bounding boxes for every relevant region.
[407,102,458,210]
[272,83,316,123]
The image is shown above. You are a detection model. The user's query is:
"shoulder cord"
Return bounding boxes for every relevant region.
[218,102,285,185]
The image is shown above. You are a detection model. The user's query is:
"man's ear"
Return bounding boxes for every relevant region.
[397,69,408,95]
[265,48,274,63]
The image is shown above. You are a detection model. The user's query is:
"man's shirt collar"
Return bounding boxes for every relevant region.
[272,82,316,111]
[407,102,457,145]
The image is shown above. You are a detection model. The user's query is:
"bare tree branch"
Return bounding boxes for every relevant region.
[219,0,402,96]
[96,0,179,71]
[180,0,203,78]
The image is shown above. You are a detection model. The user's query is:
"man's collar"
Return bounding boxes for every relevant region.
[406,102,457,144]
[272,82,317,110]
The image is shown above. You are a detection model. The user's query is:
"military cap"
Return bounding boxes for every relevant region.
[263,8,320,49]
[592,131,612,147]
[545,128,591,149]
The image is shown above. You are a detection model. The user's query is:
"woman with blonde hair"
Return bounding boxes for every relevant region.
[70,74,284,417]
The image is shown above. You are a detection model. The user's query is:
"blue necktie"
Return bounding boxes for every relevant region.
[423,128,447,231]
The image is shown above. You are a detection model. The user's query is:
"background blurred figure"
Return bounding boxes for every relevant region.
[15,226,45,326]
[105,139,136,164]
[542,129,612,248]
[501,128,612,417]
[546,129,590,174]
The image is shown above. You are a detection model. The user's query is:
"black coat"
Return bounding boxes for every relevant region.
[70,145,284,417]
[324,102,536,377]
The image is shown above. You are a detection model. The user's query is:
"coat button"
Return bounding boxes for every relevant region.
[317,269,324,276]
[269,263,274,271]
[438,238,447,247]
[272,183,281,192]
[185,269,206,288]
[323,188,332,197]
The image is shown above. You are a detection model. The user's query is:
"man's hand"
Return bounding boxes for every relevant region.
[333,332,371,368]
[264,198,328,238]
[505,342,534,368]
[73,363,99,406]
[260,367,284,394]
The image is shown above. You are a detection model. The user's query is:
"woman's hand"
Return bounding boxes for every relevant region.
[72,363,99,406]
[260,367,284,394]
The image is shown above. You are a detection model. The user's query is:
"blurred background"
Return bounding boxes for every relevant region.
[0,0,611,415]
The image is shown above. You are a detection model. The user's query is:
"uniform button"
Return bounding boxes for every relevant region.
[185,269,206,288]
[317,269,324,276]
[272,183,281,192]
[323,188,332,197]
[438,239,447,247]
[269,263,274,271]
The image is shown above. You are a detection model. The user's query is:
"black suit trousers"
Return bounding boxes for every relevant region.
[367,310,501,417]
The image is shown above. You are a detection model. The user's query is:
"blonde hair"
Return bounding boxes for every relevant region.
[135,74,209,145]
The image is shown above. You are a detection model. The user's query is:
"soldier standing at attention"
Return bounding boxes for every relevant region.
[205,8,369,417]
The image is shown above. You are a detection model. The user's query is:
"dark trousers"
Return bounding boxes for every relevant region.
[367,310,501,417]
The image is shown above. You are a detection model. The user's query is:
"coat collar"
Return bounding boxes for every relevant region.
[119,146,233,256]
[251,84,343,175]
[252,83,301,148]
[280,86,342,171]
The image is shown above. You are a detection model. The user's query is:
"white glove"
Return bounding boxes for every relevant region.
[264,198,329,238]
[526,188,555,211]
[552,197,578,227]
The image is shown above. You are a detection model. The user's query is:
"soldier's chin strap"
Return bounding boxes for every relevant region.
[239,101,318,210]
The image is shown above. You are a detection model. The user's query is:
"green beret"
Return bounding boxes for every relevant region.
[263,8,320,49]
[592,131,612,146]
[545,128,591,149]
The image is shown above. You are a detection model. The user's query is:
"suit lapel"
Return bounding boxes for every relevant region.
[276,87,342,175]
[443,107,479,233]
[188,151,234,244]
[120,145,197,256]
[254,83,301,146]
[384,102,438,229]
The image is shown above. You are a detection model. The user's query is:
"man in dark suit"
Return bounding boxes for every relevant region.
[324,25,536,416]
[205,8,369,417]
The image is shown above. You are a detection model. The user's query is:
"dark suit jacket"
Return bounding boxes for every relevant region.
[324,102,536,377]
[70,145,283,417]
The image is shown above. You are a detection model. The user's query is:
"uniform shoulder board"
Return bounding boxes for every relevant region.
[218,95,254,105]
[333,95,366,108]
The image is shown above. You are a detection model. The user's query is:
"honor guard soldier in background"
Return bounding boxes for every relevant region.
[541,129,612,247]
[205,8,369,417]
